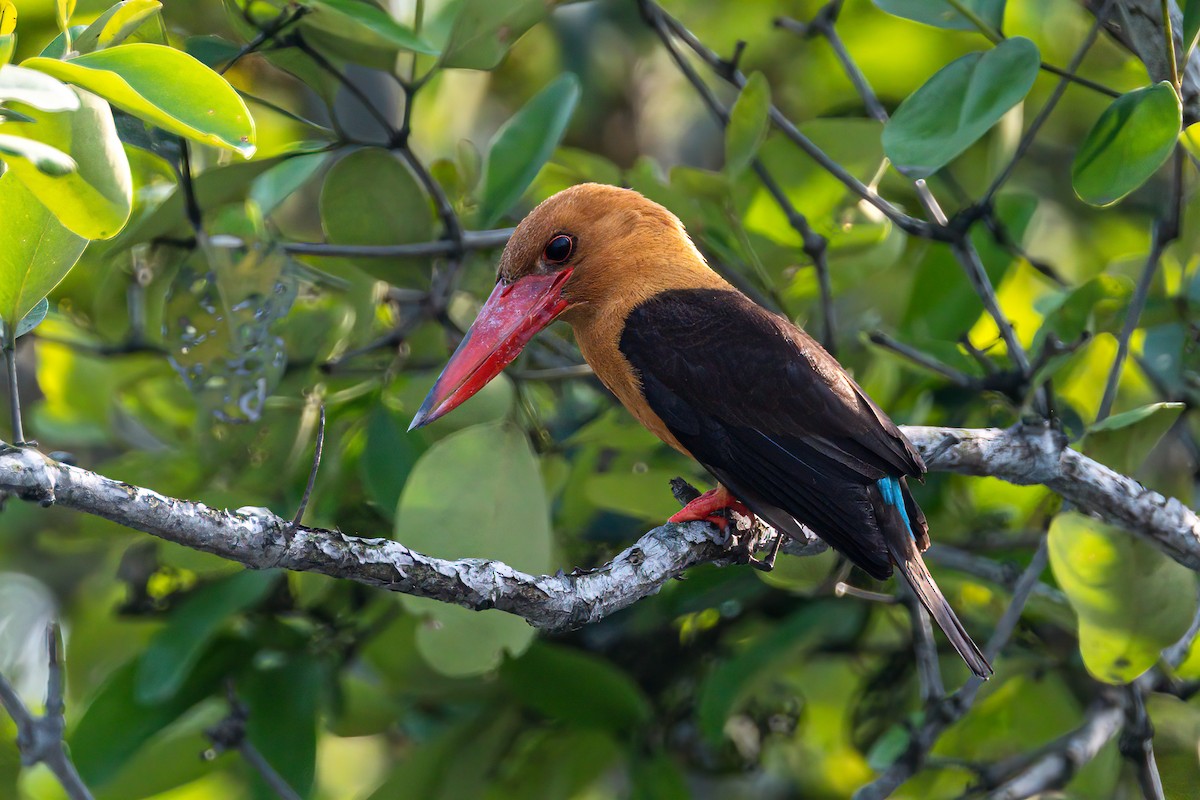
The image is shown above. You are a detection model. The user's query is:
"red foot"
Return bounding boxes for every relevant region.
[669,485,754,531]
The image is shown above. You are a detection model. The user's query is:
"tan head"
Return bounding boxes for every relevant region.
[496,183,727,323]
[409,183,728,429]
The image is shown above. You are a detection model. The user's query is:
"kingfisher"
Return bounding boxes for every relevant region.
[410,183,991,678]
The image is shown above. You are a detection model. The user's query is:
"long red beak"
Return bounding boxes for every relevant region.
[409,269,573,430]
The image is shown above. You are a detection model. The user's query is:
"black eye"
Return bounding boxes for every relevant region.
[543,234,574,265]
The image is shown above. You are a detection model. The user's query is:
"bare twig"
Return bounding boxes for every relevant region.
[290,403,325,529]
[0,624,92,800]
[205,684,302,800]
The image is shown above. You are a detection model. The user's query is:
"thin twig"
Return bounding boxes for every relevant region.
[291,403,326,529]
[0,624,93,800]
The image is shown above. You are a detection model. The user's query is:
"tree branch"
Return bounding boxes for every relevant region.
[2,424,1198,632]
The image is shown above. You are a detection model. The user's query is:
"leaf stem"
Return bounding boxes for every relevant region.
[3,335,24,446]
[1162,0,1182,92]
[945,0,1003,44]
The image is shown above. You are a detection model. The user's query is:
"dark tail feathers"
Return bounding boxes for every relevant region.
[874,478,993,679]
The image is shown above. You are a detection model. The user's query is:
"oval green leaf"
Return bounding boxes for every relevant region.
[1,89,132,239]
[873,0,1005,32]
[298,0,437,70]
[25,43,255,156]
[319,147,433,281]
[395,421,553,676]
[883,36,1040,178]
[437,0,547,71]
[725,71,770,177]
[1072,82,1181,207]
[479,73,580,226]
[0,171,87,327]
[73,0,162,53]
[0,133,75,176]
[134,570,278,704]
[0,64,79,110]
[1049,511,1198,684]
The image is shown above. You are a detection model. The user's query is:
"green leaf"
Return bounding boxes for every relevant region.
[1084,402,1185,474]
[71,637,254,787]
[1049,511,1198,684]
[360,403,423,513]
[73,0,162,54]
[1185,0,1200,58]
[249,151,329,216]
[696,602,860,741]
[297,0,437,70]
[501,642,652,732]
[0,89,132,239]
[725,71,770,177]
[883,37,1040,178]
[25,43,256,156]
[479,73,580,226]
[0,171,87,327]
[0,133,75,176]
[0,34,13,66]
[437,0,546,70]
[319,147,434,281]
[1072,82,1181,207]
[135,570,278,704]
[1032,274,1132,353]
[0,65,80,111]
[13,298,49,339]
[395,421,553,675]
[872,0,1005,32]
[242,654,323,800]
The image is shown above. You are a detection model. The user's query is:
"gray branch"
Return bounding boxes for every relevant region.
[0,624,92,800]
[2,423,1198,631]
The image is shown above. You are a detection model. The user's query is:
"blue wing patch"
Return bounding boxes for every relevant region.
[877,476,914,539]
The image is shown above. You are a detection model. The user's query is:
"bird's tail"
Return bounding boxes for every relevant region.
[873,477,993,679]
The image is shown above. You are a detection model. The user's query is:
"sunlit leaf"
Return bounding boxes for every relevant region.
[0,133,75,176]
[1072,82,1180,207]
[0,89,132,239]
[55,0,76,33]
[0,34,12,66]
[1049,511,1198,684]
[74,0,162,53]
[0,1,14,36]
[725,71,770,177]
[135,570,278,704]
[395,421,553,676]
[0,171,87,328]
[25,44,256,156]
[479,73,581,226]
[883,37,1040,178]
[1084,402,1185,474]
[0,64,80,111]
[437,0,546,70]
[872,0,1005,32]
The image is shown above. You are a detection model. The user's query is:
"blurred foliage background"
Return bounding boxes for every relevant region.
[3,0,1200,797]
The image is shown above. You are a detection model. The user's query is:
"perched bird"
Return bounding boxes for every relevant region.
[410,183,992,678]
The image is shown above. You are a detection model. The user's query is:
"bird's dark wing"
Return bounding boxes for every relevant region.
[619,288,927,579]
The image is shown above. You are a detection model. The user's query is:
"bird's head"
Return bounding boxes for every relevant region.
[409,183,716,430]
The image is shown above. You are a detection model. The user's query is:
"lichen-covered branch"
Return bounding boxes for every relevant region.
[2,423,1197,632]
